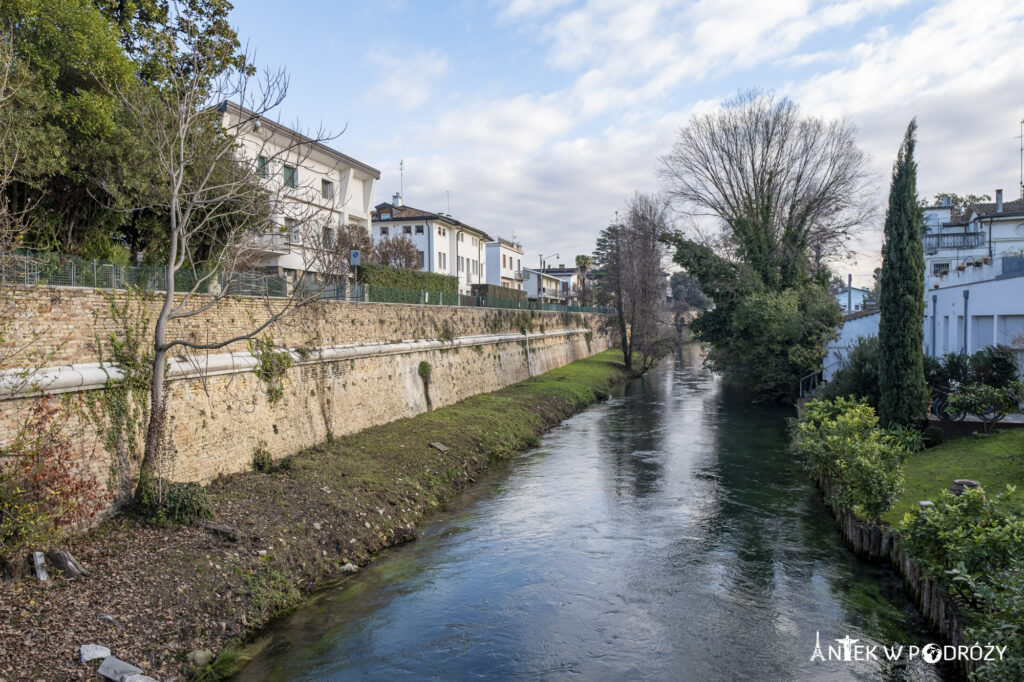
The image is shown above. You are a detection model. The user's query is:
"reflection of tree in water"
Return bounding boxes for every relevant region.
[597,366,667,499]
[675,358,942,682]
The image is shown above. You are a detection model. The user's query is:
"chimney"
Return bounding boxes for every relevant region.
[995,189,1003,213]
[393,192,403,207]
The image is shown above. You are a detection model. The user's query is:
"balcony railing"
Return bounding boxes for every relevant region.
[252,232,292,253]
[922,232,985,251]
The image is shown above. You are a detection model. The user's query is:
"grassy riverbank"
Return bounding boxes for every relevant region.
[881,429,1024,526]
[0,350,629,681]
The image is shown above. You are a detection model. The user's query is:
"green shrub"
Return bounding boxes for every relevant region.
[948,381,1024,433]
[135,470,214,526]
[922,425,944,447]
[469,283,527,301]
[252,444,273,473]
[963,567,1024,681]
[900,487,1024,604]
[792,397,908,520]
[358,263,457,293]
[821,336,881,405]
[970,345,1020,388]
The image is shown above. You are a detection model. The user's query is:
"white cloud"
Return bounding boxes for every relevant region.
[369,48,450,111]
[371,0,1024,284]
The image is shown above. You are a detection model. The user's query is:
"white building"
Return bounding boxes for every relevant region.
[922,190,1024,279]
[523,268,566,303]
[484,237,525,291]
[371,195,490,295]
[537,266,581,303]
[834,286,872,314]
[922,190,1024,365]
[823,310,881,382]
[221,101,380,281]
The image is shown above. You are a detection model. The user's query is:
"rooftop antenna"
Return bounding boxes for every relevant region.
[399,159,404,197]
[446,190,451,215]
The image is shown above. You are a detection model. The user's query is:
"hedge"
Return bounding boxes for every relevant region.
[469,283,527,301]
[357,263,457,293]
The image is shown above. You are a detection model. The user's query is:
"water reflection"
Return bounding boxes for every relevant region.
[236,347,945,681]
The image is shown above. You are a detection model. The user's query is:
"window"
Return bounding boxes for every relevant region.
[380,226,389,237]
[417,251,425,268]
[933,262,950,276]
[284,217,301,244]
[438,252,443,270]
[323,226,335,249]
[502,254,507,268]
[321,179,334,199]
[283,165,297,188]
[516,258,520,271]
[256,156,267,178]
[458,256,464,272]
[457,232,464,242]
[415,225,424,235]
[404,225,412,235]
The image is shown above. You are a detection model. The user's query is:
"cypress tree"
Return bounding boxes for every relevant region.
[877,120,928,427]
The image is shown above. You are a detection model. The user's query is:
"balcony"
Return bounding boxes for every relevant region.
[922,232,985,251]
[513,270,524,281]
[252,232,292,254]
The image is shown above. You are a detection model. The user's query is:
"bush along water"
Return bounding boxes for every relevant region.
[900,488,1024,679]
[791,397,919,522]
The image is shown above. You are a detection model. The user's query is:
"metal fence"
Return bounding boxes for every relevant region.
[0,250,613,314]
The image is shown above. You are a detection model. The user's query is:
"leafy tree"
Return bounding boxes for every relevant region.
[877,121,928,427]
[920,192,992,214]
[668,270,709,310]
[575,254,591,306]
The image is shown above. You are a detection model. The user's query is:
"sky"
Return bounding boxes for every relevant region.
[230,0,1024,287]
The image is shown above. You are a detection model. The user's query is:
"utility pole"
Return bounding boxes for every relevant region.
[1017,119,1024,198]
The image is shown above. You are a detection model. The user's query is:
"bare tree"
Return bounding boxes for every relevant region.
[372,235,420,269]
[592,194,671,373]
[659,91,872,285]
[110,13,350,493]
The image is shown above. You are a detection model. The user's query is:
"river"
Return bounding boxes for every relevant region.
[236,346,946,681]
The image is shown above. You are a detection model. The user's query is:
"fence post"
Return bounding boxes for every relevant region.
[92,259,97,288]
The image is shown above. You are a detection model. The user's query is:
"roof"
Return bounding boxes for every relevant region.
[969,197,1024,219]
[218,101,380,179]
[843,309,880,322]
[928,196,1024,227]
[539,267,578,276]
[372,202,491,240]
[835,286,871,295]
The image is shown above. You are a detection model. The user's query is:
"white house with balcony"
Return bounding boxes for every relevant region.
[485,237,525,291]
[523,268,565,303]
[537,265,581,303]
[922,189,1024,367]
[370,194,490,295]
[221,101,380,282]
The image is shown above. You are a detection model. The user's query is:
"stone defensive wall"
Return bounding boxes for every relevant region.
[0,287,613,501]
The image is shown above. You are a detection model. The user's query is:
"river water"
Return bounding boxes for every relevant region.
[237,346,945,681]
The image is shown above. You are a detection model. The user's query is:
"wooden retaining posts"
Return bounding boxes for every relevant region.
[816,475,978,679]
